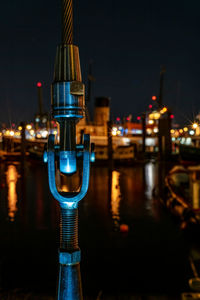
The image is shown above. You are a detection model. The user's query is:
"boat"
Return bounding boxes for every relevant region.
[28,143,135,163]
[161,165,200,229]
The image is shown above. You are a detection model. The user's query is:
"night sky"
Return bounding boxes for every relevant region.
[1,0,200,127]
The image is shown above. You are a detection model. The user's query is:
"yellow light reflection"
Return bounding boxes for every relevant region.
[6,165,19,222]
[111,171,121,229]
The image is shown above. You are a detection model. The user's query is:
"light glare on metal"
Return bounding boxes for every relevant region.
[59,151,77,174]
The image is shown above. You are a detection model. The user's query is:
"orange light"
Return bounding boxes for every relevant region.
[120,224,129,233]
[152,96,157,101]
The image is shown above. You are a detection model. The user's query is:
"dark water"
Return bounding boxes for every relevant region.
[0,159,192,297]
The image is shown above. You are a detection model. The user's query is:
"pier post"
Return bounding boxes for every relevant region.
[107,120,113,169]
[158,112,172,160]
[142,113,146,154]
[21,122,26,160]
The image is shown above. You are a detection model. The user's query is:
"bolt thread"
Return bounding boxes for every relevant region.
[62,0,73,44]
[60,208,78,251]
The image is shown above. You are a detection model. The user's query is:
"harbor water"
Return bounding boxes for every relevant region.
[0,159,193,298]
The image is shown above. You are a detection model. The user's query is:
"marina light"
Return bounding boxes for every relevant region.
[26,124,32,130]
[36,133,42,138]
[30,130,35,136]
[160,107,167,114]
[37,82,42,87]
[112,127,118,136]
[192,122,198,129]
[170,114,174,119]
[149,112,160,120]
[149,104,152,109]
[137,116,141,121]
[41,130,48,138]
[15,131,21,137]
[175,130,179,137]
[116,117,120,121]
[146,128,152,135]
[189,130,195,135]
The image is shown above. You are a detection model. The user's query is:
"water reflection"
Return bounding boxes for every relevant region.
[144,162,158,217]
[6,165,19,222]
[110,170,121,229]
[145,162,155,201]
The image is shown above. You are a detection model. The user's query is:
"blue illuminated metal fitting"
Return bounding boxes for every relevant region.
[47,134,90,209]
[90,143,95,163]
[59,250,81,266]
[52,44,85,120]
[43,150,48,163]
[59,151,77,174]
[52,82,85,119]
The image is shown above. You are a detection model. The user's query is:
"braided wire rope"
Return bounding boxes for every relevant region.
[62,0,73,44]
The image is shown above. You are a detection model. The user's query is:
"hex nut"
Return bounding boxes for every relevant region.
[59,250,81,265]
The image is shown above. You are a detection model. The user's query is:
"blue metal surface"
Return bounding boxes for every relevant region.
[59,151,77,174]
[52,82,84,119]
[47,134,90,209]
[59,250,81,265]
[57,263,83,300]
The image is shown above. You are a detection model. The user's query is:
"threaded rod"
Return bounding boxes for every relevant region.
[60,208,78,251]
[62,0,73,44]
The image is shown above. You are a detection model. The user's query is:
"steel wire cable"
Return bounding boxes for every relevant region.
[62,0,73,44]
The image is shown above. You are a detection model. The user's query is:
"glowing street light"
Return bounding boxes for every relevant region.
[192,123,198,129]
[148,120,154,125]
[26,124,32,130]
[160,107,167,114]
[190,130,195,135]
